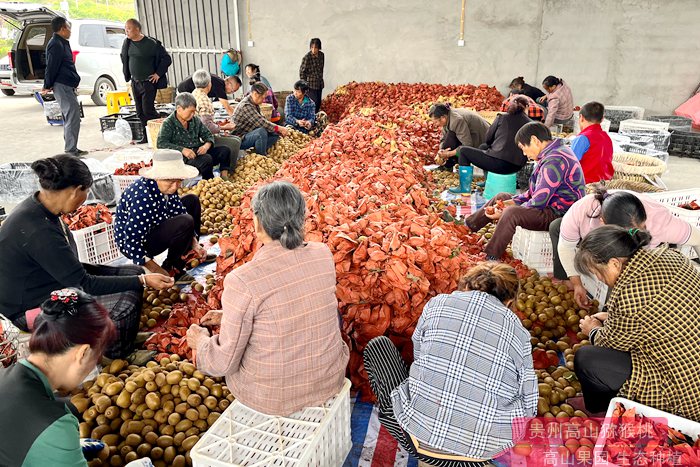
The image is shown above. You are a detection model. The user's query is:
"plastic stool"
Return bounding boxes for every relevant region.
[106,91,132,114]
[484,172,517,200]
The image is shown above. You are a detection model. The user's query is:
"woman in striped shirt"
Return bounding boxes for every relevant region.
[466,122,586,260]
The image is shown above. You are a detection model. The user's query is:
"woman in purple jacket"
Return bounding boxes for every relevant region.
[465,122,585,260]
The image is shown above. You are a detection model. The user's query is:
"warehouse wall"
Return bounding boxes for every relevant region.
[235,0,700,115]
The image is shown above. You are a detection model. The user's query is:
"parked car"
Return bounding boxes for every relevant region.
[0,3,128,105]
[0,55,13,95]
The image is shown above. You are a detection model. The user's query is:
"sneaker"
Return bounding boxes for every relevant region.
[67,148,88,157]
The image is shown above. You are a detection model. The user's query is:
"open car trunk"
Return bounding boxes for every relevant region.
[0,3,58,84]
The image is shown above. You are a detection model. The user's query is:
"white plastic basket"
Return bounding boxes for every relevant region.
[113,175,141,197]
[645,189,700,229]
[593,397,700,466]
[191,379,351,467]
[618,119,669,133]
[511,227,553,274]
[580,274,609,305]
[72,222,122,265]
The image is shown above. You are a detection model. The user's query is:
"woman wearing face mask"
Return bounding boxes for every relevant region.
[0,155,172,359]
[0,288,116,466]
[549,185,700,308]
[573,226,700,419]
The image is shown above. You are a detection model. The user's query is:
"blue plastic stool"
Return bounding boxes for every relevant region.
[483,172,517,200]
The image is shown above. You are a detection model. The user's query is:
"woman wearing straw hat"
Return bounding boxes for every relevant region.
[114,149,211,281]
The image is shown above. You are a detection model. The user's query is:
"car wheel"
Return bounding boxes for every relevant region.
[92,77,115,106]
[1,89,15,96]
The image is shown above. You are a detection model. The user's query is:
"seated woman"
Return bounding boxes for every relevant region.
[508,76,545,102]
[540,75,574,130]
[363,263,537,466]
[466,122,585,260]
[0,288,116,466]
[0,155,172,359]
[115,150,212,281]
[157,92,232,179]
[284,80,316,133]
[446,96,532,193]
[246,63,281,123]
[501,92,544,122]
[190,69,241,170]
[573,226,700,418]
[186,181,349,416]
[550,185,700,308]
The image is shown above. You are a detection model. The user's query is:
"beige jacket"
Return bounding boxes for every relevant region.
[441,108,491,149]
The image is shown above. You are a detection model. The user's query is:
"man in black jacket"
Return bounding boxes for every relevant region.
[121,18,172,143]
[41,17,85,156]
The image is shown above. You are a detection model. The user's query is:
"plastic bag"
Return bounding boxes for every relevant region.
[103,118,133,146]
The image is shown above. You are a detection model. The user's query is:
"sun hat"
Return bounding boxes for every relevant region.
[139,149,199,180]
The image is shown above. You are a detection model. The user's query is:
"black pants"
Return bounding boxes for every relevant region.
[184,146,232,180]
[457,146,523,175]
[548,217,568,280]
[442,131,462,170]
[145,194,201,271]
[363,337,491,466]
[132,80,159,130]
[308,88,323,113]
[574,345,632,413]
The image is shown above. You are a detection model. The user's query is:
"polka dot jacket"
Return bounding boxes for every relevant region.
[114,177,187,265]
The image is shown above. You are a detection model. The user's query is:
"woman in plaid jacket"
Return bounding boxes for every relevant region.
[574,226,700,420]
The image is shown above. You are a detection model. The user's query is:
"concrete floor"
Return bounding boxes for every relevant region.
[0,91,698,200]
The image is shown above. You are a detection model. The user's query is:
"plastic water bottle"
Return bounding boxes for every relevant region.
[471,189,486,211]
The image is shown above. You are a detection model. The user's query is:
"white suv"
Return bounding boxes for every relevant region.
[0,3,127,105]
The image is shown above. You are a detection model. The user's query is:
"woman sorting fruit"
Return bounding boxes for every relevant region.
[363,262,537,466]
[114,150,212,282]
[443,96,532,193]
[465,122,585,260]
[430,102,491,174]
[284,80,317,134]
[549,185,700,308]
[0,289,119,467]
[573,226,700,418]
[185,181,349,416]
[0,155,172,359]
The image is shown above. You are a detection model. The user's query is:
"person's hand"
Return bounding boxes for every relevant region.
[592,312,608,322]
[144,273,175,290]
[579,315,602,337]
[182,148,196,160]
[573,284,591,309]
[40,88,52,95]
[200,310,223,327]
[278,126,290,137]
[221,122,236,131]
[148,73,160,84]
[144,260,169,276]
[186,324,210,350]
[196,143,210,156]
[537,96,547,104]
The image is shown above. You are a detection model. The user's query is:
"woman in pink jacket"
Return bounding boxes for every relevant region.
[540,76,574,129]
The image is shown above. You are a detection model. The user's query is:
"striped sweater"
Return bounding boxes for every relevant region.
[514,139,585,214]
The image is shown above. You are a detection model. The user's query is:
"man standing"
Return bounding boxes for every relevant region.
[177,74,241,115]
[121,18,171,143]
[42,17,85,156]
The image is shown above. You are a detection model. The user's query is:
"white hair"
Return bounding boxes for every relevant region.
[192,69,211,89]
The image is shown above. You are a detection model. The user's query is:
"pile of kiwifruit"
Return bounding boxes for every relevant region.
[230,154,280,186]
[71,356,233,467]
[178,178,240,235]
[268,130,312,164]
[140,287,187,331]
[536,365,586,418]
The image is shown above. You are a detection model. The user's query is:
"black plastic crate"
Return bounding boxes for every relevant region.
[668,131,700,159]
[646,115,692,132]
[98,113,145,141]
